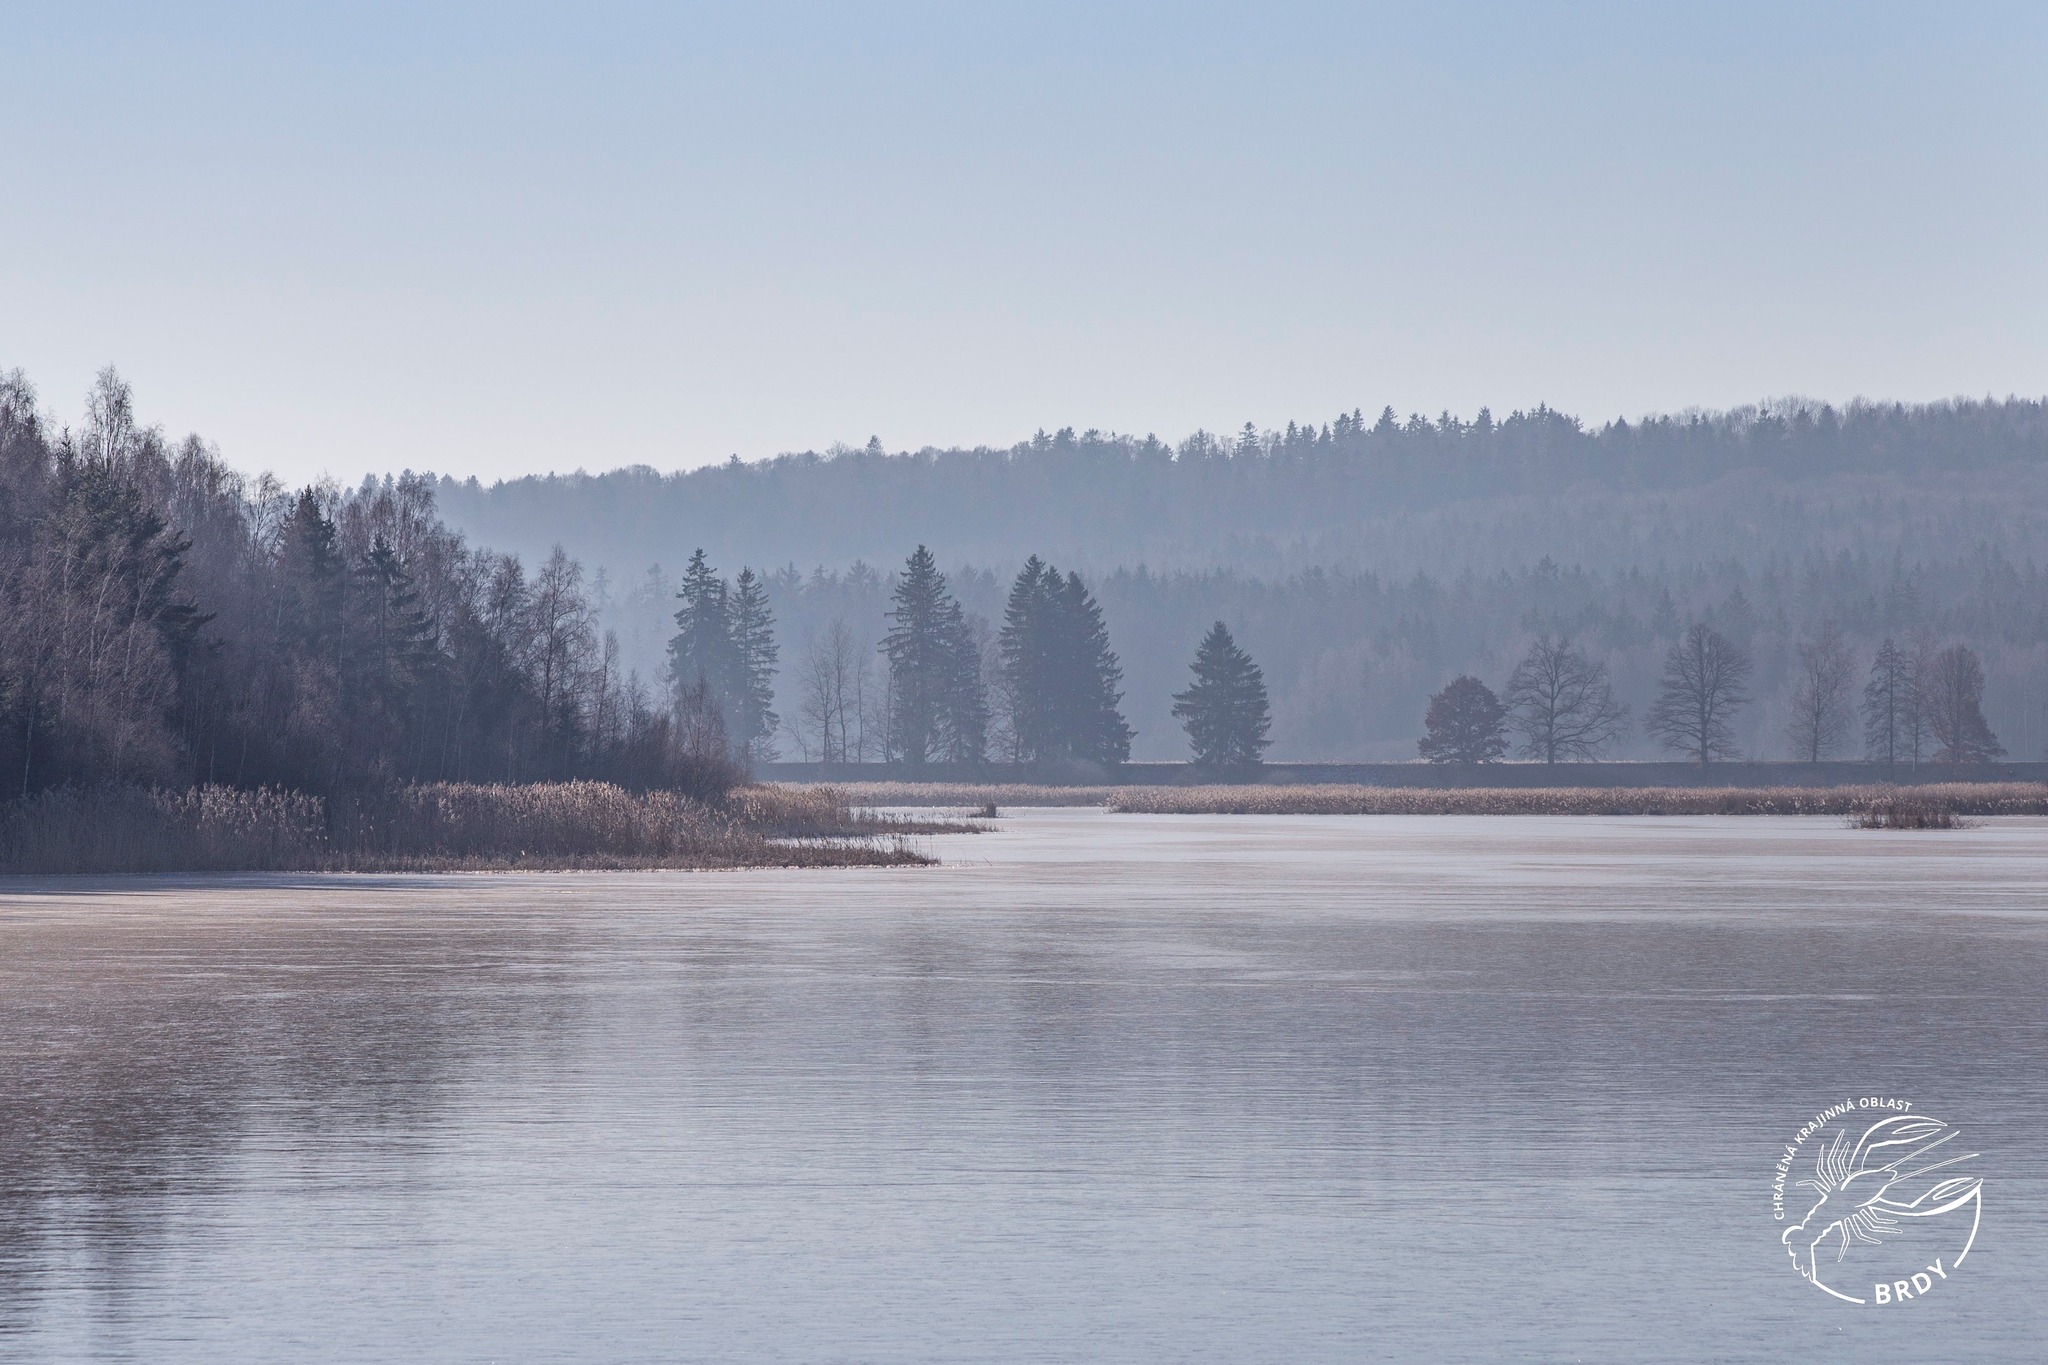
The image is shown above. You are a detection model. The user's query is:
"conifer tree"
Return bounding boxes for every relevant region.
[997,557,1130,766]
[278,489,343,657]
[667,547,737,712]
[727,567,780,761]
[356,533,439,765]
[1171,621,1270,775]
[1056,570,1132,765]
[938,596,988,765]
[997,556,1058,760]
[882,546,970,767]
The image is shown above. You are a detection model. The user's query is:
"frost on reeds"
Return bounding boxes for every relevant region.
[1103,782,2048,817]
[0,782,947,874]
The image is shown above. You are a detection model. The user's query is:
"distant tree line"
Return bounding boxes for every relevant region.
[1418,628,2004,767]
[438,397,2048,586]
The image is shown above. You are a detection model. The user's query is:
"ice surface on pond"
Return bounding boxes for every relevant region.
[2,810,2045,1362]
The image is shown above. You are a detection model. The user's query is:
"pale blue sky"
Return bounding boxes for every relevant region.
[5,2,2044,483]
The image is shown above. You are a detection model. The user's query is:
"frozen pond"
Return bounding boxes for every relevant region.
[2,809,2045,1361]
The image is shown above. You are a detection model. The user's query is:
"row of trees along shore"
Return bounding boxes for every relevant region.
[679,543,1271,773]
[1418,627,2005,766]
[1,366,2028,793]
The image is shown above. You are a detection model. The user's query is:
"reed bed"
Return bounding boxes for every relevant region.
[803,782,1124,808]
[0,782,945,875]
[1853,795,1962,829]
[1103,782,2048,817]
[726,784,987,834]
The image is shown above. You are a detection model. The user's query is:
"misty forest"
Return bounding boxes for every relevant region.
[443,395,2048,764]
[6,367,2048,800]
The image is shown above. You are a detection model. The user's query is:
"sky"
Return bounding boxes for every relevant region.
[4,1,2045,485]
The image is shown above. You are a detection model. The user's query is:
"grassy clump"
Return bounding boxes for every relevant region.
[1852,796,1961,829]
[0,782,955,875]
[1103,782,2048,817]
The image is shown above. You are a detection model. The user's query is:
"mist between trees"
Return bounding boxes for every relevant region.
[443,397,2048,764]
[12,367,2048,783]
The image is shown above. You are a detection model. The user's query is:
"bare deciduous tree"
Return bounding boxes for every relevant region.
[1786,623,1855,761]
[798,620,869,764]
[1503,636,1628,763]
[1646,623,1752,764]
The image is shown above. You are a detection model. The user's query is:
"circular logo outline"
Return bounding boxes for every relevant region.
[1772,1097,1983,1305]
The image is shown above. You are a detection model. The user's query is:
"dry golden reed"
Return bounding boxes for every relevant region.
[0,782,948,875]
[1102,782,2048,817]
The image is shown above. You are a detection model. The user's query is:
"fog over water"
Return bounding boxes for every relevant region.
[3,812,2044,1361]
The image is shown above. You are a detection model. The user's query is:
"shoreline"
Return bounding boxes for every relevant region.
[812,780,2048,817]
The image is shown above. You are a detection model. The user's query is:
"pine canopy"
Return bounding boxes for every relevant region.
[1171,621,1270,774]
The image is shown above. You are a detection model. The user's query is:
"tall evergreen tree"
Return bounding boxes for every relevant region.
[997,557,1130,766]
[997,556,1059,760]
[938,596,988,765]
[667,547,737,716]
[727,567,780,761]
[1171,621,1270,775]
[356,533,440,770]
[882,546,958,767]
[277,489,344,657]
[1056,570,1132,765]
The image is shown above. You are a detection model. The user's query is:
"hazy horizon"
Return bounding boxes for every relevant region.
[9,3,2045,485]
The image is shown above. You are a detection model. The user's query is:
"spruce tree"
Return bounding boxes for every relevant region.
[667,547,738,720]
[998,558,1130,766]
[882,546,956,767]
[1056,570,1132,765]
[727,567,780,761]
[356,534,440,761]
[938,597,988,765]
[997,556,1058,760]
[1171,621,1270,775]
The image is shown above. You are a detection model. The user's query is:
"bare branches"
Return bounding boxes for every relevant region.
[1504,637,1628,763]
[1645,624,1752,764]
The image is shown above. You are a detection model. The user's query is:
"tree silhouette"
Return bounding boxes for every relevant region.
[1862,637,1912,766]
[1418,676,1507,764]
[1786,623,1855,762]
[881,546,984,767]
[1503,637,1627,763]
[1171,621,1271,776]
[1924,644,2003,763]
[1646,624,1751,764]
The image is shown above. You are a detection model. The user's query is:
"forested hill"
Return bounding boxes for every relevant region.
[437,399,2048,580]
